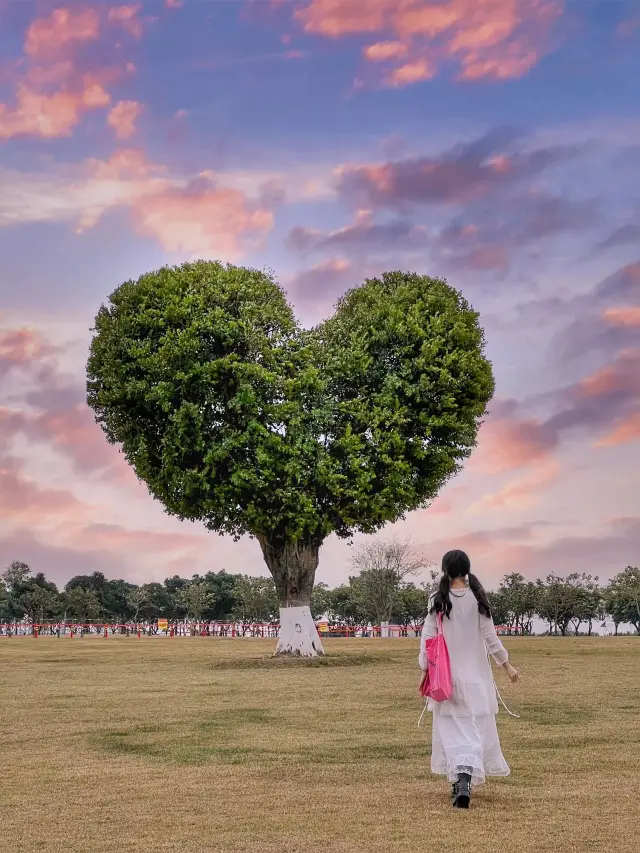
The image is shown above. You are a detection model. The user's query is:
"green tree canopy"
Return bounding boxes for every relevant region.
[86,262,493,651]
[605,567,640,634]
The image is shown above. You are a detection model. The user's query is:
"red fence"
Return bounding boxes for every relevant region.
[0,621,424,639]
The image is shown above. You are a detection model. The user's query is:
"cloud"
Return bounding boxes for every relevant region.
[287,214,428,255]
[0,79,110,140]
[107,100,143,138]
[363,41,409,62]
[0,150,275,259]
[446,242,510,273]
[432,189,597,272]
[529,262,640,361]
[595,262,640,303]
[292,173,592,278]
[603,307,640,329]
[286,258,358,316]
[77,523,207,556]
[596,412,640,448]
[24,7,100,59]
[597,223,640,251]
[107,5,144,39]
[131,175,273,258]
[541,349,640,448]
[0,321,134,482]
[0,5,141,139]
[424,516,640,582]
[335,129,575,210]
[472,412,557,475]
[469,346,640,499]
[0,458,86,526]
[0,530,121,587]
[467,460,559,513]
[385,57,436,86]
[0,521,210,588]
[515,517,640,579]
[0,327,58,378]
[291,0,562,86]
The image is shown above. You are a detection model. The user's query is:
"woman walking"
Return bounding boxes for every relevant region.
[419,550,519,808]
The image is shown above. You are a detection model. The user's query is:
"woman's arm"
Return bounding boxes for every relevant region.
[480,613,509,664]
[417,609,438,671]
[481,614,519,682]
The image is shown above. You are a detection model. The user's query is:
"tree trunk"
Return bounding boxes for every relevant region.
[257,536,325,657]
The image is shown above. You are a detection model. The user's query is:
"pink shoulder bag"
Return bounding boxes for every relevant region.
[420,612,453,702]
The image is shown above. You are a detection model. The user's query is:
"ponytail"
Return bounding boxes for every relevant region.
[468,572,492,618]
[430,573,453,618]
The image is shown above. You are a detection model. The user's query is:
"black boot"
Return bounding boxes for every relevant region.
[452,772,472,808]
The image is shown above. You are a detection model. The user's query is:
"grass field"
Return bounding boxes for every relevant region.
[1,637,638,853]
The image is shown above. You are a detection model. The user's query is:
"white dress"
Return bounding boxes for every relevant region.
[419,589,511,786]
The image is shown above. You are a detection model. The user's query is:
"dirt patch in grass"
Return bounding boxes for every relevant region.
[204,650,396,670]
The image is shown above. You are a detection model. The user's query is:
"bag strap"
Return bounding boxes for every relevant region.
[436,611,443,634]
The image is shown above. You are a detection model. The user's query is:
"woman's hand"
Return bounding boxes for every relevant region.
[418,671,427,697]
[503,662,519,683]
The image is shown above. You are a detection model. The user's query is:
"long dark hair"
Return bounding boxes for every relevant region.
[430,550,491,619]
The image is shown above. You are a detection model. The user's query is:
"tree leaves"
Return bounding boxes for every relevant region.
[87,263,494,552]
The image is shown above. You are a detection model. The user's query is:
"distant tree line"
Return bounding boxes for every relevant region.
[1,552,638,636]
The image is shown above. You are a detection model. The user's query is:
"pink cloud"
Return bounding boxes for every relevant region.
[421,517,640,585]
[334,130,571,210]
[472,412,557,475]
[603,307,640,329]
[24,7,100,59]
[453,243,509,272]
[2,148,275,257]
[107,99,143,138]
[596,412,640,448]
[0,399,132,484]
[0,321,137,484]
[0,327,57,373]
[130,176,274,258]
[0,6,142,140]
[108,5,144,39]
[76,523,208,556]
[29,405,126,477]
[0,79,110,139]
[386,57,435,86]
[0,5,145,140]
[363,41,410,61]
[467,460,559,514]
[292,0,562,87]
[576,348,640,399]
[0,460,84,525]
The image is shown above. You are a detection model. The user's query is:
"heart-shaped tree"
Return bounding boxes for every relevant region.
[87,262,494,655]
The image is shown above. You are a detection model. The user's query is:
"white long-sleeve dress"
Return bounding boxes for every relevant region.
[419,589,511,786]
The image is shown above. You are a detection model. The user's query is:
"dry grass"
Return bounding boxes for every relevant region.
[0,636,638,853]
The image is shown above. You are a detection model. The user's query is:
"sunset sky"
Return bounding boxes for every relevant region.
[1,0,639,591]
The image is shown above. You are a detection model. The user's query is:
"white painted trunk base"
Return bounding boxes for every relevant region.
[275,605,325,657]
